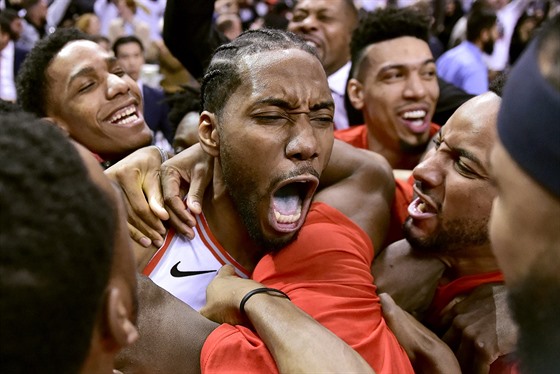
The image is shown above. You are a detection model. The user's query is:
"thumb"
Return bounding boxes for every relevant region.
[217,264,237,278]
[185,164,212,215]
[379,293,397,317]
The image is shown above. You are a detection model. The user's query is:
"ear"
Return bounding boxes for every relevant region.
[198,111,220,157]
[347,78,365,111]
[105,287,139,351]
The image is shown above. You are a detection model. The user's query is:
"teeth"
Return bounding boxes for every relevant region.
[305,41,318,48]
[110,106,136,124]
[402,110,426,120]
[274,206,302,224]
[418,202,426,213]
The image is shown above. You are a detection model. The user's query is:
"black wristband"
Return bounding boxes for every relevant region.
[239,287,291,315]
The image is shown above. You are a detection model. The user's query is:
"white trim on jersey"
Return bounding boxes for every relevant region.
[143,212,249,311]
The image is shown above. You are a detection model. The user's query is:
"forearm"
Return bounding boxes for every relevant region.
[163,0,228,79]
[46,0,72,27]
[244,294,374,374]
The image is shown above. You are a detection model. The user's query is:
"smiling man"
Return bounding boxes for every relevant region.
[16,28,153,167]
[336,7,440,171]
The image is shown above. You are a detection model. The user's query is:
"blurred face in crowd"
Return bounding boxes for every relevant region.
[288,0,357,76]
[115,41,145,81]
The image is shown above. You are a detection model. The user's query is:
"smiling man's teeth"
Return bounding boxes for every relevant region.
[275,206,302,224]
[402,110,426,119]
[110,106,137,124]
[418,202,426,213]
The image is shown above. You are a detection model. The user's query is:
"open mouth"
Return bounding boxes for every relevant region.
[270,178,317,232]
[408,195,438,219]
[108,105,140,126]
[400,109,430,134]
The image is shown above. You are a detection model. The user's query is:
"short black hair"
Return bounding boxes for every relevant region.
[166,85,201,128]
[112,34,144,57]
[16,28,92,117]
[0,112,116,374]
[350,7,431,79]
[466,6,497,42]
[201,28,317,117]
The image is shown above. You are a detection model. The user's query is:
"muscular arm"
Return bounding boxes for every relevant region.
[201,266,375,373]
[115,275,218,374]
[373,239,445,316]
[163,0,229,79]
[315,139,395,250]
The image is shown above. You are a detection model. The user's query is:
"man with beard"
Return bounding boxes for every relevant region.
[373,92,520,372]
[112,28,424,373]
[437,6,499,95]
[336,7,441,171]
[489,14,560,374]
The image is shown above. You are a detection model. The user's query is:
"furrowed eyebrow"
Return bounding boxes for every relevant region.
[452,144,485,171]
[310,101,335,112]
[254,98,334,112]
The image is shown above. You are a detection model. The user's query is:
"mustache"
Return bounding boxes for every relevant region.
[268,163,320,188]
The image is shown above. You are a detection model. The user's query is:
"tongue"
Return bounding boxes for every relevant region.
[273,184,302,215]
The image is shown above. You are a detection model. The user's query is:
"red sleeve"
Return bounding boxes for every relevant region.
[201,325,278,373]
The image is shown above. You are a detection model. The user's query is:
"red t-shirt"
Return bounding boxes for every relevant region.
[201,203,414,374]
[334,123,440,151]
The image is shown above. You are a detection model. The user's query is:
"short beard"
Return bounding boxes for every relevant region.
[508,248,560,374]
[220,140,298,256]
[399,139,430,155]
[404,215,490,253]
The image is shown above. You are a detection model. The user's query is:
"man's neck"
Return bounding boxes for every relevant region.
[201,171,263,272]
[366,130,423,170]
[437,244,501,281]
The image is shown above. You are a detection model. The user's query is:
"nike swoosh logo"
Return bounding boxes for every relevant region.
[170,261,217,278]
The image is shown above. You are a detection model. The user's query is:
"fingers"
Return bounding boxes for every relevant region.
[145,178,169,221]
[161,166,194,227]
[128,222,154,248]
[166,204,196,239]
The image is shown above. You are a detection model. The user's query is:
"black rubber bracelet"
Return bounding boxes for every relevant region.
[239,287,291,315]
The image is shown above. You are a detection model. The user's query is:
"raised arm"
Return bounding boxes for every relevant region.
[163,0,229,79]
[314,139,395,250]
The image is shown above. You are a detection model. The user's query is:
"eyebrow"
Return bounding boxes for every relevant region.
[379,58,436,73]
[444,139,486,172]
[254,97,334,112]
[68,56,118,86]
